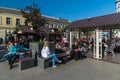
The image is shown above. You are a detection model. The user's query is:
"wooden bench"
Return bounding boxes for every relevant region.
[18,51,35,70]
[37,52,71,69]
[56,53,71,64]
[56,53,70,58]
[19,57,34,70]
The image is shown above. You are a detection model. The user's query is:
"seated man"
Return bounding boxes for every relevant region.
[55,43,65,54]
[70,41,81,60]
[8,41,17,69]
[15,42,30,59]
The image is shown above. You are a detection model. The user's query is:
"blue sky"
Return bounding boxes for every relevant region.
[0,0,116,21]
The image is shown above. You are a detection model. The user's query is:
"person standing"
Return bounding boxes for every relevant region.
[60,38,65,48]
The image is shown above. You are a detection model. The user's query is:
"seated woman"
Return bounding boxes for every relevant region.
[41,41,62,68]
[70,41,81,60]
[7,41,29,69]
[7,41,17,69]
[0,41,12,62]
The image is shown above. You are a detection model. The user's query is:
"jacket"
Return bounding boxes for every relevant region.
[9,45,17,55]
[41,47,51,58]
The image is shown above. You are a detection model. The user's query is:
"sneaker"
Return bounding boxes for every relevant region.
[58,60,62,63]
[52,65,57,68]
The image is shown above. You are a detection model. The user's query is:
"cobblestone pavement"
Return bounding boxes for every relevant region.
[0,58,120,80]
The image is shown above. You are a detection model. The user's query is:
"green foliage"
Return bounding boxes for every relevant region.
[21,3,46,30]
[60,26,67,32]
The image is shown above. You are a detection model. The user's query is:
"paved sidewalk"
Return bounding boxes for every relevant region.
[0,58,120,80]
[87,50,120,64]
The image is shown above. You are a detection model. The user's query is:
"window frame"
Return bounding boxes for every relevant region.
[16,18,20,25]
[6,17,11,25]
[118,4,120,8]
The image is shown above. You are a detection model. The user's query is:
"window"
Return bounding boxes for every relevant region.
[61,25,64,28]
[118,4,120,8]
[45,23,49,27]
[50,24,54,28]
[51,24,54,28]
[25,20,28,26]
[6,17,11,25]
[58,25,61,28]
[56,24,58,28]
[16,18,20,26]
[0,17,2,25]
[53,24,57,28]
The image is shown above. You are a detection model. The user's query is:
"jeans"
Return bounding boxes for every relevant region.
[0,53,9,61]
[8,54,17,65]
[19,53,24,59]
[46,53,60,66]
[16,52,24,60]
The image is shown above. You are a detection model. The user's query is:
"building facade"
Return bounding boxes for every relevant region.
[116,0,120,13]
[0,7,70,39]
[43,15,70,30]
[0,7,26,38]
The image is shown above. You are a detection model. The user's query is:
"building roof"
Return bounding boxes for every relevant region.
[19,25,35,34]
[42,15,71,23]
[68,13,120,29]
[37,27,62,35]
[0,6,21,14]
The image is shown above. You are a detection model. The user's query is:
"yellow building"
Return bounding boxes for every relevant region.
[0,7,25,38]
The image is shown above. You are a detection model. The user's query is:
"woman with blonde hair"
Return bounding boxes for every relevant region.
[41,41,62,68]
[0,41,12,62]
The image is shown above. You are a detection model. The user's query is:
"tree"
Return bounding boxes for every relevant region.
[21,3,45,30]
[60,26,67,32]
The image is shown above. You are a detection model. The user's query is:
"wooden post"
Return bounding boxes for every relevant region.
[109,29,112,46]
[70,32,72,48]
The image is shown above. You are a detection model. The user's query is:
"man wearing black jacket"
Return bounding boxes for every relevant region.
[70,41,81,60]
